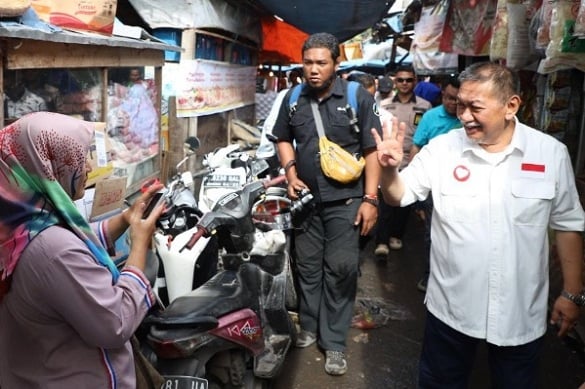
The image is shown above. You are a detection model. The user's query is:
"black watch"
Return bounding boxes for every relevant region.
[561,290,585,307]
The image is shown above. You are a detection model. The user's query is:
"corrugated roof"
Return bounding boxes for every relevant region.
[0,20,180,52]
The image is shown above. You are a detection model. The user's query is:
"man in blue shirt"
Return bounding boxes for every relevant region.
[410,76,460,292]
[411,76,461,158]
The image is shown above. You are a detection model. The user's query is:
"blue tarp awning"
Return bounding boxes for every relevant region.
[254,0,394,42]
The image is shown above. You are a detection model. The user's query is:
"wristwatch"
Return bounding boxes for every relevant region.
[561,290,585,307]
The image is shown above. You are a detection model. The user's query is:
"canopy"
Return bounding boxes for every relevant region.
[260,17,308,64]
[127,0,262,43]
[254,0,394,42]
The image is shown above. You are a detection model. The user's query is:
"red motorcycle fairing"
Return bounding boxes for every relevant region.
[209,308,264,356]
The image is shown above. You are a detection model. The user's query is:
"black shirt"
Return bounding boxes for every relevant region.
[272,78,382,203]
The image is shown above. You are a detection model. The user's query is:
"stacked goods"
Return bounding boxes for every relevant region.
[31,0,117,35]
[0,0,31,17]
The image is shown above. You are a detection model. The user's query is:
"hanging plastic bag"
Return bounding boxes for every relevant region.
[412,0,458,75]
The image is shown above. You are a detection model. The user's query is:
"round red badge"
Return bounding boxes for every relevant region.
[453,165,470,182]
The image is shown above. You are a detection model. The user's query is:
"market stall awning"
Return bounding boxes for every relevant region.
[127,0,262,44]
[260,16,308,64]
[253,0,394,42]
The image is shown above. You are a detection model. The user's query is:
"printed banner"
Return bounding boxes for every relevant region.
[175,60,256,117]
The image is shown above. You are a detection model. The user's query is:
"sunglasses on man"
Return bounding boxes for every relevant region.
[395,77,415,83]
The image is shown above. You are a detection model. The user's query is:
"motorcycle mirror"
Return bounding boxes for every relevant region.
[184,136,200,152]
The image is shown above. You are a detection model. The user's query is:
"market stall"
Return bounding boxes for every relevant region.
[0,20,179,195]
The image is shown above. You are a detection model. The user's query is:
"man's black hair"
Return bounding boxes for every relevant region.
[442,75,460,89]
[393,65,416,75]
[302,33,340,62]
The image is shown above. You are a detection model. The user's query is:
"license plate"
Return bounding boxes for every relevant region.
[161,375,208,389]
[205,174,241,189]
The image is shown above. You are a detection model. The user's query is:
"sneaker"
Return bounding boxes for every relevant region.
[417,275,428,292]
[296,330,317,348]
[374,244,389,256]
[389,237,403,250]
[325,350,347,376]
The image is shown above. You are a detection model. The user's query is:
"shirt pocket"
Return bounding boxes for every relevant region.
[329,114,358,148]
[438,182,480,224]
[510,179,554,226]
[290,113,314,143]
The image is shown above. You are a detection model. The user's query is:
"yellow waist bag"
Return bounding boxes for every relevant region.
[311,100,365,184]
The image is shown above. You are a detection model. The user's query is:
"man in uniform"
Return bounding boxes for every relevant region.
[374,66,431,256]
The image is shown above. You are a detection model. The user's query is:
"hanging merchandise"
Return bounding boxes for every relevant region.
[574,1,585,37]
[439,0,498,56]
[411,0,458,75]
[534,0,554,52]
[538,0,585,74]
[541,70,573,139]
[505,1,540,69]
[490,0,508,61]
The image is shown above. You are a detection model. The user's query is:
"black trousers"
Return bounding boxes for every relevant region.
[294,198,361,352]
[375,197,412,244]
[419,310,543,389]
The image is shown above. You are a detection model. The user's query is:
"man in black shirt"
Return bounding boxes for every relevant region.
[272,32,382,376]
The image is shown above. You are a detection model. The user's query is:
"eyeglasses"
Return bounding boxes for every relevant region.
[395,77,414,83]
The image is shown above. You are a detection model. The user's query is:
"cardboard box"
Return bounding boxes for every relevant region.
[90,176,127,220]
[87,122,114,188]
[31,0,117,35]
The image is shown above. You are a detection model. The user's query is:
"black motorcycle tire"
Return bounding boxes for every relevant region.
[207,349,270,389]
[242,371,270,389]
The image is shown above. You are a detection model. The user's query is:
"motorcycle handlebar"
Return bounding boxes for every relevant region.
[180,226,207,252]
[192,168,212,179]
[263,174,287,188]
[179,174,287,252]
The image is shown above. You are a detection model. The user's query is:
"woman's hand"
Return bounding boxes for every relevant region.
[105,182,166,243]
[123,182,165,225]
[124,183,166,270]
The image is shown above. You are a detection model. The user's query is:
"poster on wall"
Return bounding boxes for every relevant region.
[174,60,256,117]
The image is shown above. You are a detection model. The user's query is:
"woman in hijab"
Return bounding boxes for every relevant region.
[0,112,164,388]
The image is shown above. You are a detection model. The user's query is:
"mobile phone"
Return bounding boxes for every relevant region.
[142,192,165,219]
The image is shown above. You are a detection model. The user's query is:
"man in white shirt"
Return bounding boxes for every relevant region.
[374,62,585,387]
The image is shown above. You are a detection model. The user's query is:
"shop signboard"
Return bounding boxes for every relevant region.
[174,59,256,118]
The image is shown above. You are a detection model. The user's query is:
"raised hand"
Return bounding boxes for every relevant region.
[371,116,406,169]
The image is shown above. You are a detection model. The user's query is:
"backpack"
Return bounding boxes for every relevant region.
[288,81,361,133]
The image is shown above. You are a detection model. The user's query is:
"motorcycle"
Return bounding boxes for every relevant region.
[150,136,219,305]
[155,139,280,305]
[197,143,275,214]
[141,175,314,389]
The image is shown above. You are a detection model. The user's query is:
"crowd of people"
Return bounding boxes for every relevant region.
[0,31,583,388]
[271,32,585,388]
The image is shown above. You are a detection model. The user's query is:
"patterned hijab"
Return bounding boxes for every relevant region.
[0,112,119,298]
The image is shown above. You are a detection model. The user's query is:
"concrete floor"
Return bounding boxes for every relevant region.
[272,215,585,389]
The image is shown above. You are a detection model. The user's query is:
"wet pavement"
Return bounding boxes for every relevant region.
[273,215,585,389]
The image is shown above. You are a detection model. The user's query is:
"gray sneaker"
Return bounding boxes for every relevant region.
[324,350,347,375]
[296,330,317,348]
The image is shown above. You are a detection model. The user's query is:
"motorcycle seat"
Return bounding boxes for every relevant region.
[147,263,261,327]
